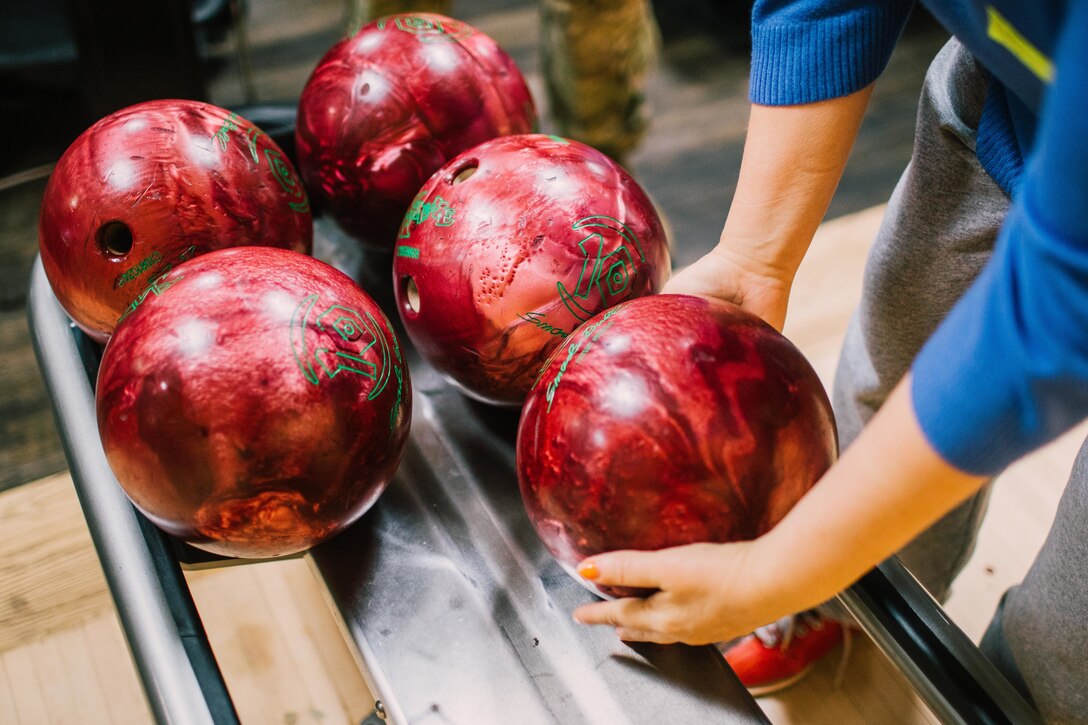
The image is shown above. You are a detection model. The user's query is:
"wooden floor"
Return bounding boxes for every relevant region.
[0,471,375,724]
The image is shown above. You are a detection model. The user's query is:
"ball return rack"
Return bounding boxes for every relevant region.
[16,0,1043,719]
[28,240,1042,724]
[25,95,1041,723]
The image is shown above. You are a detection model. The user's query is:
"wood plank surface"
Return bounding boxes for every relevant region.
[1,644,51,725]
[1,608,154,724]
[79,615,153,724]
[0,473,115,651]
[0,472,372,724]
[186,561,374,725]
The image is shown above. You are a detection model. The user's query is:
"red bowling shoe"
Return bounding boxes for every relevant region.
[721,612,848,695]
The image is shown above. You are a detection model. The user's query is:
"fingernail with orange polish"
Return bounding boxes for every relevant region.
[577,561,599,580]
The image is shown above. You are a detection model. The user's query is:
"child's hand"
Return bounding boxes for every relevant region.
[571,540,800,645]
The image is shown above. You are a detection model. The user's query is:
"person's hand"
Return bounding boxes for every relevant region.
[662,245,793,331]
[571,540,803,645]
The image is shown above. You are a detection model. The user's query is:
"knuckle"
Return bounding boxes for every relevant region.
[657,608,687,636]
[600,604,627,627]
[612,555,633,586]
[615,598,645,627]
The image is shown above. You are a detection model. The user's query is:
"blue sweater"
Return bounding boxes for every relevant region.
[752,0,1088,474]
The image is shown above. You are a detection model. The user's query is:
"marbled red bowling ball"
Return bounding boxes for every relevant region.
[39,99,313,343]
[516,294,837,598]
[393,134,670,406]
[95,247,410,558]
[295,13,536,249]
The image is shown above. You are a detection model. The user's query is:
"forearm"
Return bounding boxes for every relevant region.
[716,86,874,282]
[753,375,988,611]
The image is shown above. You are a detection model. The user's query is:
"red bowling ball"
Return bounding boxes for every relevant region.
[39,99,313,343]
[96,247,410,559]
[393,134,670,406]
[516,295,837,598]
[295,13,536,249]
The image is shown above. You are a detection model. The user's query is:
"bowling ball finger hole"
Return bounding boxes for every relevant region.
[401,276,420,314]
[449,161,478,185]
[97,221,134,258]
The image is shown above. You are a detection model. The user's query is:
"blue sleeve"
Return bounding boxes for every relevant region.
[911,0,1088,475]
[750,0,915,105]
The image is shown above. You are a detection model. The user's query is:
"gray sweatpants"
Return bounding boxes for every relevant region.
[832,39,1088,722]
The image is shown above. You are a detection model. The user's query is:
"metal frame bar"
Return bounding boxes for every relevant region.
[27,257,238,725]
[840,558,1041,725]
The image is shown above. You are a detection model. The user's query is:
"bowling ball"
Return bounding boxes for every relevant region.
[95,247,410,558]
[39,99,313,343]
[393,134,670,406]
[516,294,837,598]
[295,13,536,249]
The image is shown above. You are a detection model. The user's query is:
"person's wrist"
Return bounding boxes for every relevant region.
[742,525,824,620]
[710,236,798,291]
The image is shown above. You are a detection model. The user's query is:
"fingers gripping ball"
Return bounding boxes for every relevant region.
[516,294,837,598]
[95,248,410,558]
